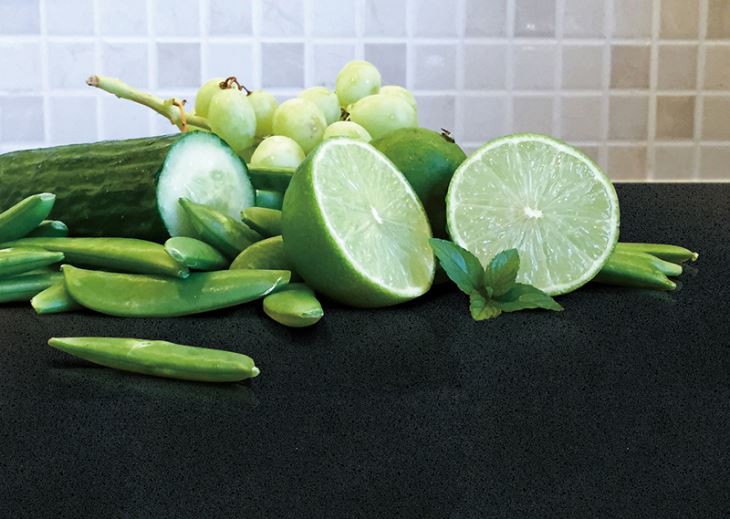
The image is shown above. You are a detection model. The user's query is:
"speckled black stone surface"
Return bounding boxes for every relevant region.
[1,184,729,518]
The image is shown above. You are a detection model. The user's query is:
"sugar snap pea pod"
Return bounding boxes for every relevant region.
[247,165,294,192]
[263,283,324,328]
[0,193,56,243]
[255,189,284,210]
[615,242,699,264]
[612,250,683,277]
[240,207,282,237]
[593,252,676,291]
[26,220,69,238]
[230,236,296,272]
[164,237,229,271]
[0,247,65,279]
[63,264,290,317]
[48,337,260,383]
[0,271,63,303]
[179,198,262,260]
[31,282,81,315]
[0,237,189,278]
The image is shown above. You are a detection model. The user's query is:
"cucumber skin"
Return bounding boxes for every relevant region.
[0,135,179,241]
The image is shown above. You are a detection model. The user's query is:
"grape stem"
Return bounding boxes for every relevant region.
[86,75,210,132]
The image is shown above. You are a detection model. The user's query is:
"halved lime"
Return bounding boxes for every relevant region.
[446,134,620,295]
[282,139,435,307]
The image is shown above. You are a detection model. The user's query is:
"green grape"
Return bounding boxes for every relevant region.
[207,89,257,157]
[239,137,263,163]
[248,90,279,138]
[322,121,372,142]
[271,98,327,154]
[348,94,418,140]
[335,60,382,109]
[299,87,340,125]
[379,85,417,112]
[250,135,306,169]
[194,77,225,118]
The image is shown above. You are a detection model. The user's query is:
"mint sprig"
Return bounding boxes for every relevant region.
[430,239,563,321]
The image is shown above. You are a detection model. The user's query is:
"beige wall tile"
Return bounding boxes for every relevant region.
[702,96,730,140]
[656,95,696,140]
[657,45,697,90]
[609,94,649,140]
[700,146,730,179]
[607,146,648,180]
[612,0,653,38]
[513,96,553,134]
[610,45,651,89]
[654,145,696,180]
[579,146,601,164]
[660,0,700,39]
[707,0,730,40]
[704,46,730,90]
[562,44,603,90]
[561,95,602,140]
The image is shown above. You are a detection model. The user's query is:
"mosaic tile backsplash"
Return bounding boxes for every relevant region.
[1,0,729,180]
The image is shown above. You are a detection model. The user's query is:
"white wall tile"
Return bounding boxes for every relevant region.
[459,96,508,142]
[206,43,254,83]
[260,0,304,37]
[101,43,149,88]
[413,44,457,90]
[46,0,94,35]
[99,97,152,140]
[48,96,97,145]
[561,95,603,141]
[48,42,95,90]
[0,96,44,142]
[364,43,407,86]
[609,94,649,140]
[312,0,356,37]
[312,44,356,87]
[464,44,507,90]
[0,43,42,91]
[158,43,201,89]
[654,145,695,180]
[513,96,553,135]
[208,0,252,35]
[155,0,200,37]
[563,0,605,38]
[414,0,459,37]
[465,0,506,37]
[416,95,456,133]
[0,0,39,34]
[515,0,556,38]
[98,0,148,36]
[513,45,557,90]
[607,146,647,180]
[365,0,407,37]
[562,44,603,90]
[261,43,304,88]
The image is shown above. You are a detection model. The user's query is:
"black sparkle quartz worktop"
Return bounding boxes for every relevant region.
[1,184,729,518]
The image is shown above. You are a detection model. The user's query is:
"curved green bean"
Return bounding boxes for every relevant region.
[616,242,698,264]
[0,193,56,243]
[27,220,69,238]
[164,236,229,271]
[0,271,63,303]
[240,207,282,237]
[31,282,81,315]
[254,189,284,210]
[263,283,324,328]
[0,247,65,279]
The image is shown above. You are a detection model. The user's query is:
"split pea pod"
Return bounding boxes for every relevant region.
[49,337,260,382]
[31,282,82,315]
[240,207,282,237]
[254,189,284,210]
[26,220,69,238]
[0,247,65,278]
[594,250,677,291]
[62,264,290,317]
[179,198,262,259]
[0,271,63,303]
[164,237,229,271]
[615,242,699,264]
[263,283,324,328]
[0,193,56,243]
[0,237,189,278]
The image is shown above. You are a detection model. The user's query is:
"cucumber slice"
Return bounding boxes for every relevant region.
[157,133,255,237]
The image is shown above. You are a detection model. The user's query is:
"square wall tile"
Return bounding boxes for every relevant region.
[100,97,152,140]
[579,146,601,164]
[416,95,456,133]
[610,45,651,90]
[312,0,356,37]
[49,96,97,145]
[459,96,508,142]
[158,43,201,89]
[657,45,697,90]
[609,94,649,140]
[312,44,356,88]
[207,0,251,35]
[0,0,39,34]
[561,95,602,140]
[155,0,200,37]
[513,45,557,90]
[463,44,506,90]
[101,43,149,88]
[47,0,94,35]
[514,0,555,37]
[465,0,506,37]
[365,44,407,86]
[0,96,44,142]
[702,96,730,140]
[415,0,459,37]
[707,0,730,40]
[562,44,603,90]
[261,43,304,88]
[260,0,304,37]
[48,43,95,90]
[98,0,147,36]
[704,46,730,90]
[365,0,407,37]
[206,43,254,82]
[656,95,696,140]
[607,146,647,180]
[660,0,700,40]
[413,44,457,90]
[700,146,730,179]
[612,0,652,38]
[513,96,553,135]
[563,0,605,38]
[0,44,41,91]
[654,145,695,180]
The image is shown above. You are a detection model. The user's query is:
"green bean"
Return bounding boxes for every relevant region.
[0,247,65,279]
[255,189,284,210]
[31,282,81,315]
[263,283,324,328]
[230,236,295,272]
[63,264,290,317]
[26,220,69,238]
[247,165,294,192]
[240,207,282,237]
[0,193,56,243]
[594,251,676,291]
[1,237,189,278]
[48,337,260,383]
[179,198,262,260]
[0,271,63,303]
[616,242,698,264]
[164,237,229,271]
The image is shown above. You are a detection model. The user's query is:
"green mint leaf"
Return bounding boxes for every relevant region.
[493,283,564,313]
[469,292,502,321]
[429,238,484,295]
[484,248,520,297]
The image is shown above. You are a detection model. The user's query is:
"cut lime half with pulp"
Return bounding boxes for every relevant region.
[446,134,620,296]
[282,139,435,307]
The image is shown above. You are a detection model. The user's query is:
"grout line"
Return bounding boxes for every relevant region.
[505,0,516,133]
[405,0,415,89]
[146,0,156,136]
[252,0,262,89]
[39,0,50,144]
[645,0,661,180]
[303,0,313,87]
[553,0,565,137]
[453,0,465,140]
[355,0,365,59]
[92,0,102,141]
[599,0,613,170]
[199,0,208,79]
[693,0,709,180]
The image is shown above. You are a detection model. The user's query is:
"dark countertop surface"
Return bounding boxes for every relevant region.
[1,184,729,518]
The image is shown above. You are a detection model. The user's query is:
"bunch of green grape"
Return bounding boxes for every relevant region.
[193,60,418,170]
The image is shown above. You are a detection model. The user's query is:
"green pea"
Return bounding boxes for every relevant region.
[164,237,229,271]
[594,251,676,291]
[0,271,63,303]
[49,337,260,383]
[230,236,295,271]
[0,247,65,279]
[255,189,284,210]
[615,242,699,264]
[0,193,56,243]
[26,220,69,238]
[63,264,290,317]
[31,282,81,315]
[263,283,324,328]
[179,198,262,260]
[1,237,189,279]
[240,207,282,237]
